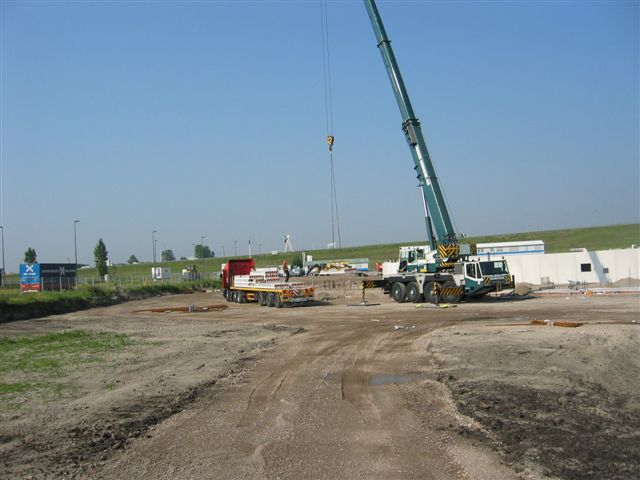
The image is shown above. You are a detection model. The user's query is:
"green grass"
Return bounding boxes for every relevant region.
[0,285,112,305]
[2,224,638,282]
[294,223,640,266]
[0,282,223,322]
[465,223,640,254]
[0,330,134,401]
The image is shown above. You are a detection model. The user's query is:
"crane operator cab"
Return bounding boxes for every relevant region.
[398,245,432,272]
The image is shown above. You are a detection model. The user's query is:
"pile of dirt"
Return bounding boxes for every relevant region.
[448,380,640,479]
[612,277,640,287]
[429,316,640,479]
[513,283,532,296]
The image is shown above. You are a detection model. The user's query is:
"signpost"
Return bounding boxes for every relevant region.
[20,263,41,292]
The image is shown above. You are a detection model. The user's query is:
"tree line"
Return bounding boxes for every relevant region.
[23,241,215,275]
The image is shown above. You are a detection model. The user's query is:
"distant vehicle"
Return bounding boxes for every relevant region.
[222,259,314,307]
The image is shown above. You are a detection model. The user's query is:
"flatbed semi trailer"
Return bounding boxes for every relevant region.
[222,258,315,307]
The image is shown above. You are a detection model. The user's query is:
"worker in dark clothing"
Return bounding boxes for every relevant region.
[282,260,290,282]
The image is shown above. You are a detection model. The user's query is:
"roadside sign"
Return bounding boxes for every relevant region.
[20,263,41,292]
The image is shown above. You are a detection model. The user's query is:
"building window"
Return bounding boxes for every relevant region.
[603,267,609,274]
[580,263,592,272]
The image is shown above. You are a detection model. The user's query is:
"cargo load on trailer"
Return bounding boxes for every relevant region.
[222,258,315,307]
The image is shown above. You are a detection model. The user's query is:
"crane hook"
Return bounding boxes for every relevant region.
[326,135,334,151]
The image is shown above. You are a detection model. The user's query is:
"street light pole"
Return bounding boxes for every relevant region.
[0,226,5,287]
[201,236,206,271]
[73,220,80,267]
[152,230,157,266]
[221,245,225,258]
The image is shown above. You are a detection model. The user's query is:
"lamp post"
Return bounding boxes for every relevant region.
[234,240,237,257]
[259,243,262,256]
[201,236,206,271]
[73,220,80,267]
[152,230,157,266]
[0,226,5,287]
[221,245,225,258]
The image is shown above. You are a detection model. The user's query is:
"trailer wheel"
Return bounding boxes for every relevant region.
[424,281,440,304]
[267,292,276,307]
[406,282,422,303]
[391,282,407,303]
[441,280,462,304]
[238,292,247,303]
[273,294,282,308]
[255,292,263,305]
[260,292,269,306]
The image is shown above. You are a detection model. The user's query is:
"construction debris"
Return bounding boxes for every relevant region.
[530,319,582,328]
[135,304,228,313]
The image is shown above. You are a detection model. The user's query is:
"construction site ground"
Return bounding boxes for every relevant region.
[1,276,639,479]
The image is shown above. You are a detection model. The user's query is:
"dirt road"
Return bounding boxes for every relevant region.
[2,283,639,479]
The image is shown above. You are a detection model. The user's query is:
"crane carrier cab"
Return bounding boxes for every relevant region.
[377,245,514,304]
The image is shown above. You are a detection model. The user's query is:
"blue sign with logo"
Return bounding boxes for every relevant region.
[20,263,41,292]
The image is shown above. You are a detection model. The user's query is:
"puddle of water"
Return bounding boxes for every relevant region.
[369,373,423,386]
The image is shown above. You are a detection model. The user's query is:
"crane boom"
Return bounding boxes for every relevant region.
[363,0,457,249]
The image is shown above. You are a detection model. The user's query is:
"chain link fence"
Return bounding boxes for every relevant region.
[0,271,222,292]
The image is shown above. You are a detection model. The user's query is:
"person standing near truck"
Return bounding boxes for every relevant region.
[282,259,290,282]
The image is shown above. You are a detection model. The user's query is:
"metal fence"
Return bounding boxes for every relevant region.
[0,271,222,292]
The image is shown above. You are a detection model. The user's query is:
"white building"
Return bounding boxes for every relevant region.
[476,240,544,257]
[501,247,639,286]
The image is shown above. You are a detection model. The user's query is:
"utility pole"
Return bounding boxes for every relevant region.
[0,226,5,287]
[73,220,80,266]
[152,230,157,266]
[201,236,206,271]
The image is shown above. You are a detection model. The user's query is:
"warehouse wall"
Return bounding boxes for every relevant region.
[505,248,640,286]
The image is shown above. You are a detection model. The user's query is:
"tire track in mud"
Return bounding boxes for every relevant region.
[94,301,520,480]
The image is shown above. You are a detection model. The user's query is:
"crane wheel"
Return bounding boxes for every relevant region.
[391,282,407,303]
[441,280,462,304]
[406,282,422,303]
[424,281,440,304]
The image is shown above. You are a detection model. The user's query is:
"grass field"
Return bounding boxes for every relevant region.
[0,283,221,323]
[0,330,134,403]
[2,223,638,283]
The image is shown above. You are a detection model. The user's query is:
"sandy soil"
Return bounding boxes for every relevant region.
[1,278,638,479]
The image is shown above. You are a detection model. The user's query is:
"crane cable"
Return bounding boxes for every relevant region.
[320,0,342,251]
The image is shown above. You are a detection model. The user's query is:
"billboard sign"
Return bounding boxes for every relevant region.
[20,263,41,292]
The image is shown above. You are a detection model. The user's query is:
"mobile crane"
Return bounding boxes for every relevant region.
[363,0,513,303]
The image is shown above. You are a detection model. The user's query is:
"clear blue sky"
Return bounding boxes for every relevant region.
[1,0,638,271]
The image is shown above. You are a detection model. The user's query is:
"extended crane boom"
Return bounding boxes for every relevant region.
[363,0,456,250]
[360,0,514,303]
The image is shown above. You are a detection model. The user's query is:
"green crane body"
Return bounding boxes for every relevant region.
[360,0,514,301]
[363,0,457,253]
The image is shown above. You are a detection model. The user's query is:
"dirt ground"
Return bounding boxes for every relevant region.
[1,277,638,479]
